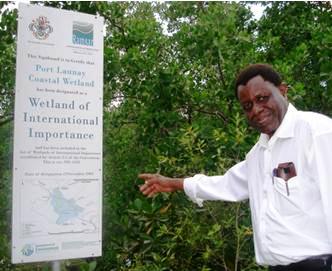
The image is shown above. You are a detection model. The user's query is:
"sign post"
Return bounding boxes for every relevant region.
[12,4,104,264]
[52,261,61,271]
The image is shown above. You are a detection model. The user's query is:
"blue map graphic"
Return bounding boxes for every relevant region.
[50,188,84,225]
[22,179,99,237]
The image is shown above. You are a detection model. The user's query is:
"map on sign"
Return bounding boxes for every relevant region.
[20,179,99,237]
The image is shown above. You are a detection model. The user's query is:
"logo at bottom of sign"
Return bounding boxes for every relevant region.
[21,244,35,257]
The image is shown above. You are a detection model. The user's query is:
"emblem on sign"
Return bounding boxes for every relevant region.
[29,16,53,40]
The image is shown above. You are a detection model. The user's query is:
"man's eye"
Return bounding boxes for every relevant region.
[242,103,252,111]
[257,96,268,103]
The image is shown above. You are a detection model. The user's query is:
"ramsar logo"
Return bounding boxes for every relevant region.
[72,21,94,46]
[29,16,53,40]
[21,244,34,257]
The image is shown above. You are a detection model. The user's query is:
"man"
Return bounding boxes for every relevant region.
[139,64,332,271]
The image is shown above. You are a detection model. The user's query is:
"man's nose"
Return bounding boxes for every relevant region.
[252,103,263,116]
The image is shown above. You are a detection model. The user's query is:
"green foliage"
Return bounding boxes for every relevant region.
[0,1,331,270]
[0,5,16,125]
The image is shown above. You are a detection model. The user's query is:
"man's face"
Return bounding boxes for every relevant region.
[237,75,288,137]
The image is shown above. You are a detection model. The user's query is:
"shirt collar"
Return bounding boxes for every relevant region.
[258,103,297,148]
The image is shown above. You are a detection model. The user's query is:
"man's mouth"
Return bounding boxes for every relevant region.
[257,118,269,126]
[253,114,271,128]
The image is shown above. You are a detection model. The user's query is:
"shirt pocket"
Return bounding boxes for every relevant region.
[273,176,303,217]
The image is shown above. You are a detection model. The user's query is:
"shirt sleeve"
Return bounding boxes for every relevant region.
[183,160,249,207]
[311,132,332,246]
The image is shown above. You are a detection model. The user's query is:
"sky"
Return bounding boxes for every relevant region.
[248,2,265,20]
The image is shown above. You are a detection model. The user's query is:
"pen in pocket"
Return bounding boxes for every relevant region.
[273,162,297,196]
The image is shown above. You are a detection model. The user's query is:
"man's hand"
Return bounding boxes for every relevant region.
[138,173,184,197]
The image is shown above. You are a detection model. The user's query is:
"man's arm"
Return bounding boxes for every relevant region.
[139,160,249,204]
[139,173,184,197]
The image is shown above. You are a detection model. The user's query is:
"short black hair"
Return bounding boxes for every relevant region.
[235,64,282,99]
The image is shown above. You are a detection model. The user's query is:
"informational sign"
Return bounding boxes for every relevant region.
[12,4,103,263]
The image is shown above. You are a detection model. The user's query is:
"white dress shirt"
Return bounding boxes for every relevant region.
[183,103,332,266]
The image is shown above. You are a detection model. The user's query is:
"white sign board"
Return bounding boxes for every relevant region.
[12,4,103,263]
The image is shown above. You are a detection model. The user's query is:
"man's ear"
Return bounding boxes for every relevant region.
[279,82,288,97]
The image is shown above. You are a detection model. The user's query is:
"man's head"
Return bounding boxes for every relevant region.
[235,64,289,137]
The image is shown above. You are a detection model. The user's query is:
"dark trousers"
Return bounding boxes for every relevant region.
[269,255,332,271]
